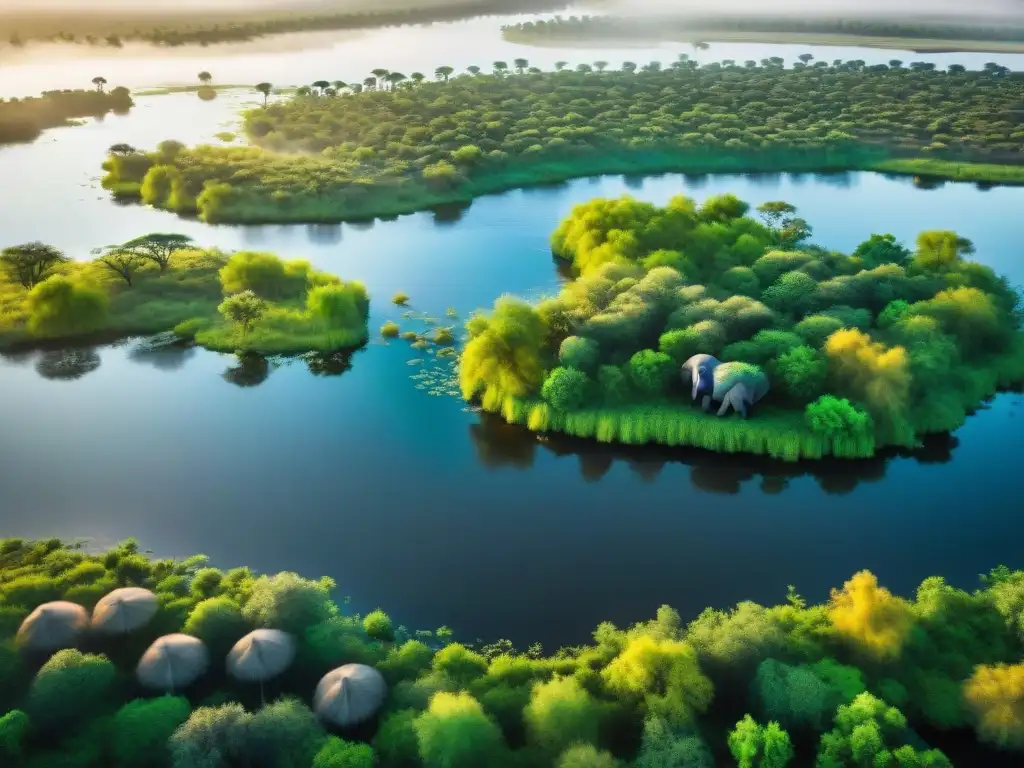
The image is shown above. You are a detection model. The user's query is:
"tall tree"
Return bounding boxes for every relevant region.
[493,61,509,76]
[118,234,194,272]
[92,76,107,92]
[513,58,528,74]
[434,66,454,81]
[94,246,147,287]
[254,82,272,107]
[311,80,330,95]
[198,71,212,84]
[1,243,69,289]
[466,65,481,76]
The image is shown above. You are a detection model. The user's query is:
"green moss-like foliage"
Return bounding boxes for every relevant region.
[363,609,395,642]
[413,692,507,768]
[102,60,1024,223]
[0,242,370,355]
[182,596,250,657]
[28,649,117,730]
[3,539,1016,765]
[112,696,191,768]
[459,194,1023,458]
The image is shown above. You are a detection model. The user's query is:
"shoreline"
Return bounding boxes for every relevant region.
[109,153,1024,226]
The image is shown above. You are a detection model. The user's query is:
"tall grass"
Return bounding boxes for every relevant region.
[490,396,876,461]
[871,158,1024,184]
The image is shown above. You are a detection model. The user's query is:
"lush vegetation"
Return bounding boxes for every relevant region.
[0,0,564,48]
[5,538,1024,766]
[102,58,1024,223]
[502,15,1024,51]
[0,85,132,145]
[0,236,369,354]
[457,194,1024,460]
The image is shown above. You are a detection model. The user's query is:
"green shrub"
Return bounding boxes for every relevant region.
[0,710,29,763]
[183,597,250,657]
[629,350,675,396]
[597,365,630,405]
[558,336,600,372]
[28,649,117,730]
[363,609,395,642]
[774,345,827,402]
[220,252,296,299]
[242,572,337,634]
[525,676,601,753]
[381,321,400,338]
[26,276,108,337]
[542,367,592,411]
[313,737,375,768]
[392,292,410,306]
[414,692,507,768]
[112,696,191,768]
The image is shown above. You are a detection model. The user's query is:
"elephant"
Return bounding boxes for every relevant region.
[681,354,720,402]
[681,355,770,418]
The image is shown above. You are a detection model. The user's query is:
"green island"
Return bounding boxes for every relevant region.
[0,236,369,355]
[0,84,132,145]
[102,59,1024,224]
[4,537,1024,766]
[501,15,1024,53]
[458,195,1024,461]
[0,0,565,48]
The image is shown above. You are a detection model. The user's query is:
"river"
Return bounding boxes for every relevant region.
[1,10,1023,650]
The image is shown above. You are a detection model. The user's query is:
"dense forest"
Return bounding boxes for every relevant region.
[0,86,132,145]
[102,59,1024,224]
[502,15,1024,49]
[3,538,1024,766]
[0,0,566,48]
[458,194,1024,459]
[0,238,370,354]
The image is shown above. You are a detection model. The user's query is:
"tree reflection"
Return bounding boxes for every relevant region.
[467,413,957,496]
[307,224,342,245]
[0,348,36,367]
[222,353,270,387]
[35,348,101,381]
[127,334,196,371]
[305,350,354,377]
[431,203,469,226]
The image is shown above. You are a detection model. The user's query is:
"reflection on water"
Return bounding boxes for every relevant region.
[34,348,101,380]
[304,349,357,377]
[126,334,196,372]
[468,412,959,496]
[222,352,271,387]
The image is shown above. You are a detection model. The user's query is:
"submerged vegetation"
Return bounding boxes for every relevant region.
[0,237,369,354]
[102,58,1024,223]
[4,539,1024,765]
[0,85,132,145]
[502,15,1024,52]
[457,195,1024,460]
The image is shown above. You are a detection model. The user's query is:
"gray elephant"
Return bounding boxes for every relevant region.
[681,355,770,418]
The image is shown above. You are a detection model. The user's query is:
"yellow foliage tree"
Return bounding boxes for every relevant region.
[824,329,912,441]
[603,635,713,726]
[459,297,548,410]
[963,663,1024,749]
[827,570,913,660]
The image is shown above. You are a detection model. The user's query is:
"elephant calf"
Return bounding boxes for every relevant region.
[681,355,770,419]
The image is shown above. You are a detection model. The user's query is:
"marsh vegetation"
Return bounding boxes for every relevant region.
[458,194,1024,459]
[102,58,1024,224]
[0,85,132,145]
[0,237,370,354]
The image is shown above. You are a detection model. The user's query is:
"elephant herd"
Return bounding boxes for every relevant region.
[681,354,770,418]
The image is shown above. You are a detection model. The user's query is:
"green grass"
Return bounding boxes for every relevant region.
[0,249,368,355]
[870,158,1024,184]
[487,395,876,461]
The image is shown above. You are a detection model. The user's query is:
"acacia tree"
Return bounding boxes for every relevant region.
[93,246,147,287]
[493,61,508,76]
[312,80,330,95]
[254,82,272,107]
[466,65,481,76]
[198,71,212,84]
[92,76,107,92]
[1,243,68,289]
[108,143,138,156]
[513,58,528,74]
[435,65,454,81]
[119,233,194,272]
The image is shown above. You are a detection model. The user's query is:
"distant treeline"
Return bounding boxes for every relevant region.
[502,14,1024,45]
[2,0,569,48]
[0,87,132,144]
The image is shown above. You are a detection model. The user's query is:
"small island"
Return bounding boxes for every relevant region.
[3,537,1024,766]
[0,235,370,355]
[458,195,1024,460]
[502,14,1024,53]
[0,83,133,145]
[101,59,1024,224]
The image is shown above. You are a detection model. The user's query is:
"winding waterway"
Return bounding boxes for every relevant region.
[1,10,1023,649]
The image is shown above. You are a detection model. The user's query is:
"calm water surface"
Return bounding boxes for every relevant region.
[1,22,1024,649]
